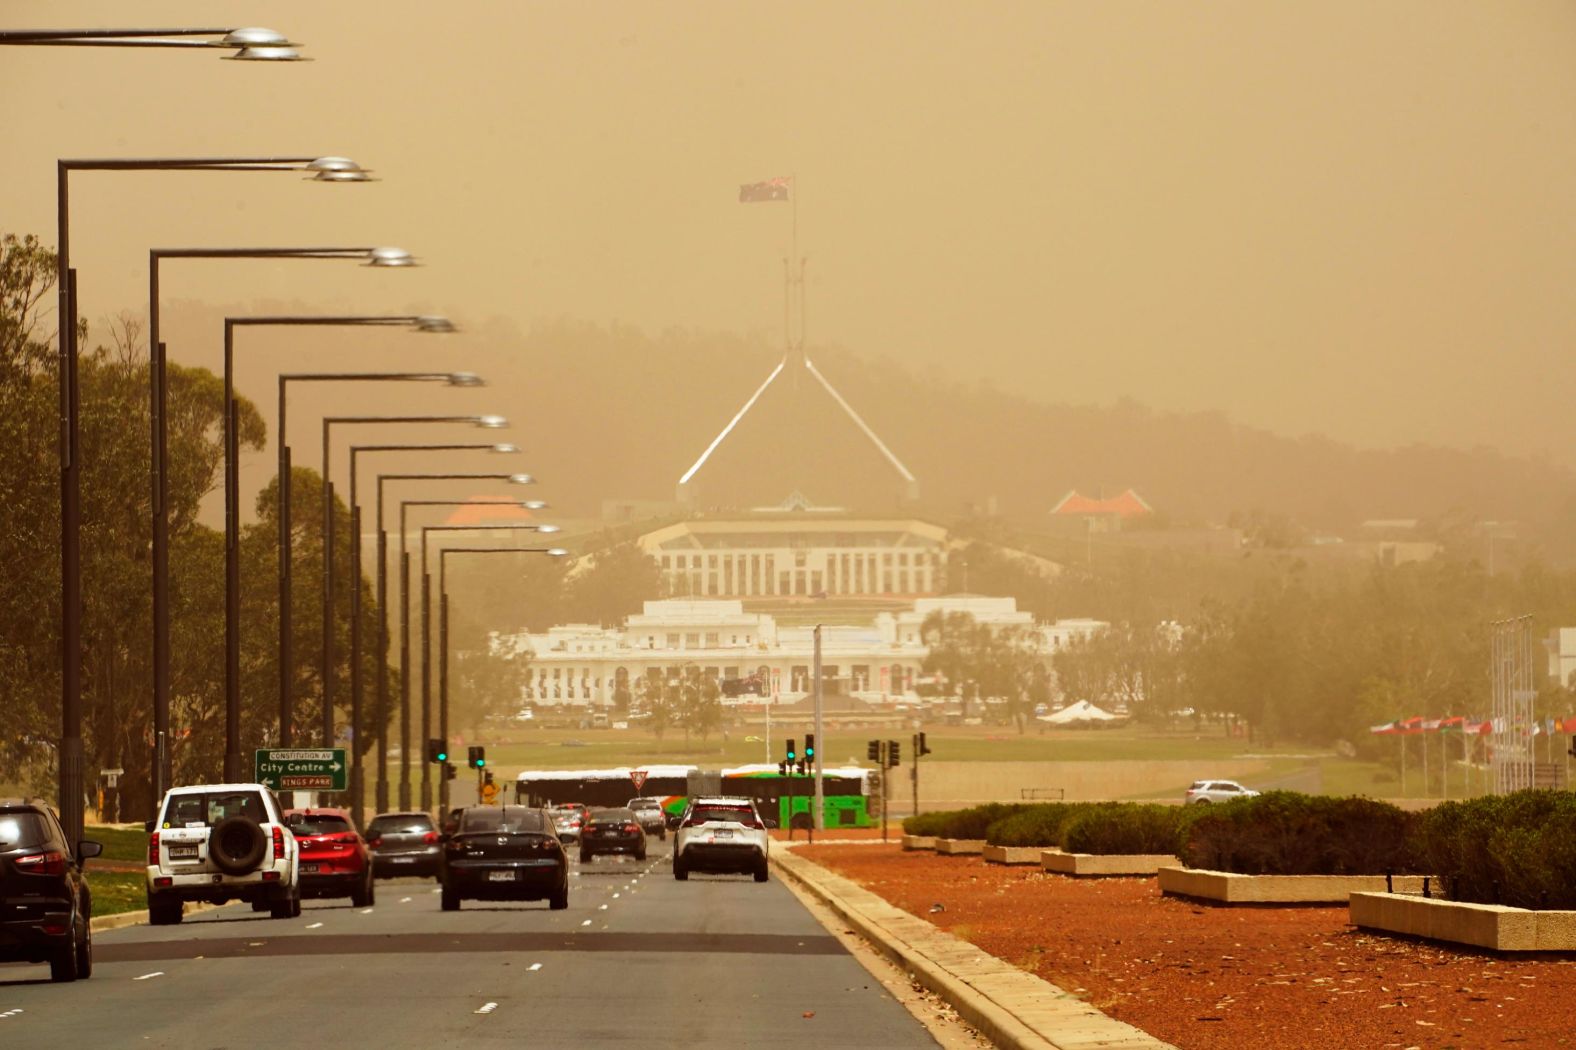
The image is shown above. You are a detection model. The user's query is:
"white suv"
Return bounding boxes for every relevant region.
[672,796,772,883]
[1184,780,1260,805]
[145,783,300,924]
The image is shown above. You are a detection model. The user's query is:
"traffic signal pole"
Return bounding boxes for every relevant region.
[812,625,824,833]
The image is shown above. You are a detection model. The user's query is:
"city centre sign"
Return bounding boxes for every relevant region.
[254,748,347,791]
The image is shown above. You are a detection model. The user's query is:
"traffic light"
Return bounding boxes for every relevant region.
[468,745,486,769]
[867,739,881,762]
[786,738,797,763]
[804,733,815,762]
[426,738,446,763]
[917,731,931,756]
[888,739,901,767]
[777,761,788,776]
[443,762,457,781]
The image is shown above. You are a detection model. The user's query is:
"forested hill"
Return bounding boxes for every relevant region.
[169,306,1576,557]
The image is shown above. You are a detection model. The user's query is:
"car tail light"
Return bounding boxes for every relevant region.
[369,837,383,848]
[624,823,640,834]
[15,850,66,876]
[422,831,439,844]
[148,832,160,865]
[272,825,285,860]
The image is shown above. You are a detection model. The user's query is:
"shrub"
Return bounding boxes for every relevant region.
[1412,790,1576,909]
[985,803,1112,847]
[1179,791,1417,876]
[1064,805,1187,856]
[902,803,1032,840]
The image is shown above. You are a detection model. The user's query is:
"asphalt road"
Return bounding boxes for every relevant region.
[0,838,942,1049]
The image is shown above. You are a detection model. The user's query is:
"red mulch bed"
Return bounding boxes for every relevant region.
[799,845,1576,1050]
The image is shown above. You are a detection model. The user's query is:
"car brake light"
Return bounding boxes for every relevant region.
[272,825,285,860]
[422,831,439,844]
[149,831,160,865]
[369,837,383,848]
[15,850,66,876]
[625,823,640,834]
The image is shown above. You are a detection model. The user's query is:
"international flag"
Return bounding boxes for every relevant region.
[739,177,791,203]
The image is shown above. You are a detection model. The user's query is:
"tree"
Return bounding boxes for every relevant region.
[562,540,665,626]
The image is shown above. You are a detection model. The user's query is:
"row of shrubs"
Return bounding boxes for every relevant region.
[904,789,1576,908]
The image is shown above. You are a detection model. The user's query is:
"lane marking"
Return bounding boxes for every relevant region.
[598,904,608,911]
[528,963,542,972]
[400,897,412,903]
[0,1009,24,1019]
[306,922,324,929]
[580,919,592,927]
[474,1002,498,1015]
[134,971,164,981]
[612,893,620,899]
[359,908,373,915]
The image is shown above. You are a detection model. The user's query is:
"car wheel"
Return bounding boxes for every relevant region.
[251,900,269,912]
[441,885,460,912]
[1193,799,1210,805]
[74,914,92,979]
[291,889,303,918]
[270,885,296,920]
[549,880,569,911]
[753,859,769,883]
[49,931,79,983]
[147,894,182,926]
[636,848,647,862]
[673,857,688,881]
[351,874,372,908]
[657,828,666,841]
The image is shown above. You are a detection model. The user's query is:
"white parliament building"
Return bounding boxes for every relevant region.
[507,596,1106,709]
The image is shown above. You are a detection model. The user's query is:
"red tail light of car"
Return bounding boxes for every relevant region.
[624,823,640,834]
[368,837,383,848]
[272,825,285,860]
[15,850,66,876]
[148,832,160,865]
[422,831,439,844]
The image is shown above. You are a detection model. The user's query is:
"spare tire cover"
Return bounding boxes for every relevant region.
[210,816,268,874]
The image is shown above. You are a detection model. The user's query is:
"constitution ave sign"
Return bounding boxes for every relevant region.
[254,748,347,791]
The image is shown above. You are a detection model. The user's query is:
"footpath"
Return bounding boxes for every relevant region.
[774,844,1175,1050]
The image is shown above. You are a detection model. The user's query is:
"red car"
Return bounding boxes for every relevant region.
[283,808,374,907]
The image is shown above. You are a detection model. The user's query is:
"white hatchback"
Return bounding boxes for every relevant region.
[672,797,772,882]
[1184,780,1260,804]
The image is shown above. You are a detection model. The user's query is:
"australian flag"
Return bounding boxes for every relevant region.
[739,177,791,203]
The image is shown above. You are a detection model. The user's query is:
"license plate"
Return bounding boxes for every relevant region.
[301,863,319,873]
[392,856,414,863]
[169,845,198,859]
[711,829,733,840]
[601,829,619,836]
[487,870,515,882]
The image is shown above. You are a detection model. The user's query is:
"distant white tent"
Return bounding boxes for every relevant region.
[1039,699,1121,724]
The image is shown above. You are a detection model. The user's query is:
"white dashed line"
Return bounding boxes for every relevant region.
[0,1009,24,1019]
[474,1002,498,1015]
[528,963,542,972]
[306,922,324,929]
[612,893,620,899]
[580,919,592,927]
[359,908,373,915]
[400,897,412,903]
[598,904,608,911]
[133,972,164,981]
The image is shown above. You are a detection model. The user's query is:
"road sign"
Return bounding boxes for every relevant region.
[629,769,649,792]
[480,781,499,804]
[254,748,347,791]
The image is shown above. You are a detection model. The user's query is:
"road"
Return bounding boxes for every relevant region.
[0,838,943,1048]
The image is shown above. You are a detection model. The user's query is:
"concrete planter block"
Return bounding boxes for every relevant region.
[1350,892,1576,951]
[901,835,938,851]
[1040,851,1177,876]
[934,838,986,855]
[1158,867,1429,904]
[982,845,1043,865]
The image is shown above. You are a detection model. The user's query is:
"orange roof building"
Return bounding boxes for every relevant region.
[1049,490,1153,518]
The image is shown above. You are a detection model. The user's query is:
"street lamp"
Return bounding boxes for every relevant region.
[0,26,305,60]
[342,447,520,825]
[412,521,561,809]
[148,247,407,802]
[437,546,569,810]
[45,152,363,838]
[373,475,538,810]
[219,317,463,784]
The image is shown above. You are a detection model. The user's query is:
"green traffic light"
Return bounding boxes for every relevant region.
[436,751,447,762]
[477,758,486,767]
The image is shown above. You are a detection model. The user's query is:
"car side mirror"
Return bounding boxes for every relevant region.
[143,820,156,834]
[762,819,778,830]
[78,840,103,862]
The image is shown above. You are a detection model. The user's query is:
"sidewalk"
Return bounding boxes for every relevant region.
[774,845,1176,1050]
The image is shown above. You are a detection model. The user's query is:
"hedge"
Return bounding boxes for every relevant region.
[1411,790,1576,910]
[1063,804,1187,856]
[984,803,1113,847]
[901,803,1033,840]
[1179,791,1417,876]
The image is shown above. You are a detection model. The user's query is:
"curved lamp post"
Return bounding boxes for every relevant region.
[341,446,520,824]
[0,26,305,60]
[147,246,409,801]
[373,475,538,809]
[437,546,569,810]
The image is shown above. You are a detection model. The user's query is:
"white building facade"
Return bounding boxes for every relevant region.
[508,596,1105,708]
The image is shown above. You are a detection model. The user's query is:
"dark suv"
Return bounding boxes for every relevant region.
[0,799,101,982]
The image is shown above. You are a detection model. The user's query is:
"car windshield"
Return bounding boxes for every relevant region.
[627,798,659,810]
[590,809,635,823]
[163,791,267,829]
[367,815,434,836]
[0,812,49,850]
[462,808,547,834]
[690,805,755,825]
[289,814,352,836]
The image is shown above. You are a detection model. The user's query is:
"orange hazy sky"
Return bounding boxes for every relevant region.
[4,1,1575,466]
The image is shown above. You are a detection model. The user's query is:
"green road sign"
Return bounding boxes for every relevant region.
[254,748,347,791]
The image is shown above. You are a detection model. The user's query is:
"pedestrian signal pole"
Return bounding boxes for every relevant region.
[812,624,824,835]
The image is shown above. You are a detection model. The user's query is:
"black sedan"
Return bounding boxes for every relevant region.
[366,811,442,878]
[580,808,647,863]
[440,806,567,911]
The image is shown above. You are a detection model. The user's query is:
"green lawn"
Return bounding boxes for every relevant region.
[87,870,145,916]
[84,825,148,863]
